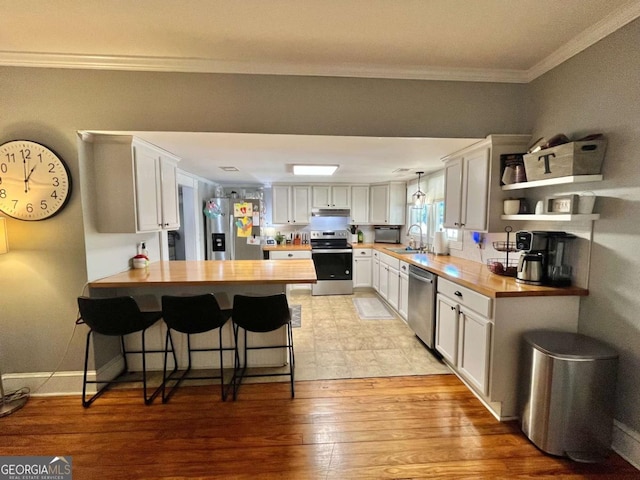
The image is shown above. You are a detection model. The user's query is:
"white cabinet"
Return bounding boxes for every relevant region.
[272,185,311,225]
[377,252,400,310]
[372,250,380,292]
[436,278,493,395]
[443,147,489,231]
[350,185,370,224]
[387,264,400,311]
[434,275,581,420]
[458,310,492,394]
[442,135,530,232]
[435,294,459,364]
[92,134,180,233]
[369,182,406,225]
[398,262,409,320]
[352,248,372,288]
[269,250,312,260]
[312,185,350,208]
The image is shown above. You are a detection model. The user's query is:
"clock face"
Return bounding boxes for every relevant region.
[0,140,72,220]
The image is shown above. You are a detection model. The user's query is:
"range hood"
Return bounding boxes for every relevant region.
[311,208,350,217]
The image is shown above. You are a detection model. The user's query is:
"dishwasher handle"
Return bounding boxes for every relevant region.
[408,268,434,284]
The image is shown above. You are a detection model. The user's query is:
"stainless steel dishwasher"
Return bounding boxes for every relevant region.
[407,265,437,349]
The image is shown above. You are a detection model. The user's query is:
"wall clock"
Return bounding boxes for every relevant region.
[0,140,72,220]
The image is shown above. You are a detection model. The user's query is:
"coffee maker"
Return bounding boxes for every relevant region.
[515,231,575,286]
[515,231,547,285]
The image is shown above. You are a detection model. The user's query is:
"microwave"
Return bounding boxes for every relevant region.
[374,226,401,244]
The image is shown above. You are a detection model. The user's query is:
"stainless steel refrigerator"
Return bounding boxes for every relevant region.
[204,197,263,260]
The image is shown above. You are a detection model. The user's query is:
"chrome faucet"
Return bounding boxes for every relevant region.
[407,223,426,253]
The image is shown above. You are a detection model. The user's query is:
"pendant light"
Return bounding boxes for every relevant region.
[412,171,426,207]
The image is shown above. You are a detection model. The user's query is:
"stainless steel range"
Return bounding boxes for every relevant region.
[310,230,353,296]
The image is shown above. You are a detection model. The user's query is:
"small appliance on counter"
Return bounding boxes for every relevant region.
[374,225,401,244]
[515,231,576,286]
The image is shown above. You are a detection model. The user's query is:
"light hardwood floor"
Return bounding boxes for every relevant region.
[2,375,636,479]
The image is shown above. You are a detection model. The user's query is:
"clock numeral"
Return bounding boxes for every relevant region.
[1,163,8,173]
[26,203,34,213]
[3,154,16,164]
[51,190,58,200]
[20,149,32,161]
[48,163,56,174]
[40,200,48,210]
[52,177,60,187]
[0,188,5,198]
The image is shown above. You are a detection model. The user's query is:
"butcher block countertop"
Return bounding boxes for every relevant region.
[358,242,588,299]
[88,259,317,288]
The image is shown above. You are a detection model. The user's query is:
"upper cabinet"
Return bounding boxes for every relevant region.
[312,185,350,208]
[350,185,369,224]
[443,135,531,233]
[91,134,180,233]
[369,182,406,225]
[272,185,311,225]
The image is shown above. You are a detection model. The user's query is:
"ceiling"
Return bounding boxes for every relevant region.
[7,1,640,185]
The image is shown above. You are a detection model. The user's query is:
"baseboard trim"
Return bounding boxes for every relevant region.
[613,420,640,470]
[2,356,125,397]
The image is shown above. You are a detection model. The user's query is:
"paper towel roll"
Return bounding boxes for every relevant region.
[433,231,448,255]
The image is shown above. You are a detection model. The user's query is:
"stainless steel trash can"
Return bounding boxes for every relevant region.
[519,330,618,462]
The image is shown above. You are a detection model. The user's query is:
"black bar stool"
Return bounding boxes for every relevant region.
[77,296,174,407]
[231,294,295,400]
[161,294,234,402]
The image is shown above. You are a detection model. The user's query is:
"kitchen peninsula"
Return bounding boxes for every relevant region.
[87,259,317,368]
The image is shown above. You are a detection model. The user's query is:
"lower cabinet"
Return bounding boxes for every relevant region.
[436,276,581,420]
[436,279,492,396]
[398,262,409,320]
[372,251,380,292]
[458,310,492,395]
[269,249,312,292]
[353,248,372,288]
[269,250,311,260]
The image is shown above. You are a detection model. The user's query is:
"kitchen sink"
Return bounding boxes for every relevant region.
[385,247,422,254]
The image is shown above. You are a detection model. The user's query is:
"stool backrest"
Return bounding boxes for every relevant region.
[162,294,230,334]
[78,296,147,336]
[232,294,291,333]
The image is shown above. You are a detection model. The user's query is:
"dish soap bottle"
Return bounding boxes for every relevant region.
[357,229,363,243]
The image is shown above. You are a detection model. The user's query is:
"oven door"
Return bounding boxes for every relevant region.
[311,249,353,280]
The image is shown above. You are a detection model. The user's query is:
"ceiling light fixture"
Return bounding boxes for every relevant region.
[292,165,339,176]
[219,166,239,172]
[412,171,426,208]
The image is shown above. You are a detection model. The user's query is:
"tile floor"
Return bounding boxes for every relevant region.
[288,290,450,381]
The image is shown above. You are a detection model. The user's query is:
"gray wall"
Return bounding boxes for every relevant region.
[0,67,529,376]
[0,17,638,441]
[529,19,640,433]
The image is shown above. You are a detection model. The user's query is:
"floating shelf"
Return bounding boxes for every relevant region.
[501,213,600,221]
[501,174,603,191]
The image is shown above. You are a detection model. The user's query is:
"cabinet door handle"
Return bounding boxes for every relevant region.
[454,291,462,297]
[361,251,366,255]
[287,253,293,257]
[450,305,456,311]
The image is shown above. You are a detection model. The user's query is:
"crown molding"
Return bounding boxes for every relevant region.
[0,2,638,84]
[526,0,640,82]
[0,50,528,83]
